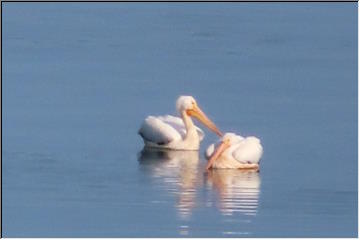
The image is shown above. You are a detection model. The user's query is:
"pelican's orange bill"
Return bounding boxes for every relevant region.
[206,141,230,170]
[187,104,223,137]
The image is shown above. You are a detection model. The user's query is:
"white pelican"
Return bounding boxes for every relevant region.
[138,96,222,150]
[205,132,263,170]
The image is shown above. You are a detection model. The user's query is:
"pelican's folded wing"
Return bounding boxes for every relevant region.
[138,116,182,145]
[232,137,263,164]
[158,115,205,141]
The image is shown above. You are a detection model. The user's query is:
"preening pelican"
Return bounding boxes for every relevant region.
[205,133,263,170]
[138,96,222,150]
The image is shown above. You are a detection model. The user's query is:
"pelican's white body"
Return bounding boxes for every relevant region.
[139,114,204,150]
[138,96,221,151]
[206,133,263,169]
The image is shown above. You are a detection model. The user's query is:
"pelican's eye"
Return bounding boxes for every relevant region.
[191,101,196,108]
[186,101,196,115]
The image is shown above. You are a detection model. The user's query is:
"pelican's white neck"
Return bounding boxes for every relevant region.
[180,111,199,148]
[181,111,195,131]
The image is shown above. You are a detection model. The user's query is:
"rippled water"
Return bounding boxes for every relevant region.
[138,149,262,236]
[3,3,357,237]
[139,150,260,219]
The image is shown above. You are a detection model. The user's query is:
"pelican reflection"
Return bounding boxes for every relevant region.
[138,148,200,221]
[206,169,261,216]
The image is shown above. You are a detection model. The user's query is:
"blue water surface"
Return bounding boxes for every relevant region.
[2,3,358,237]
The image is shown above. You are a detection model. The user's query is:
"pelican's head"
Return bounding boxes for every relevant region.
[176,96,222,137]
[221,133,244,145]
[206,132,242,170]
[176,96,196,112]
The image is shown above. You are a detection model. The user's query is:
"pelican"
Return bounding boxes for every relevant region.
[205,133,263,170]
[138,96,222,150]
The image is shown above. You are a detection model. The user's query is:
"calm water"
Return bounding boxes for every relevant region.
[2,3,358,237]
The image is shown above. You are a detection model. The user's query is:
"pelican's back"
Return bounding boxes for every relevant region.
[138,115,205,146]
[232,137,263,164]
[138,116,182,145]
